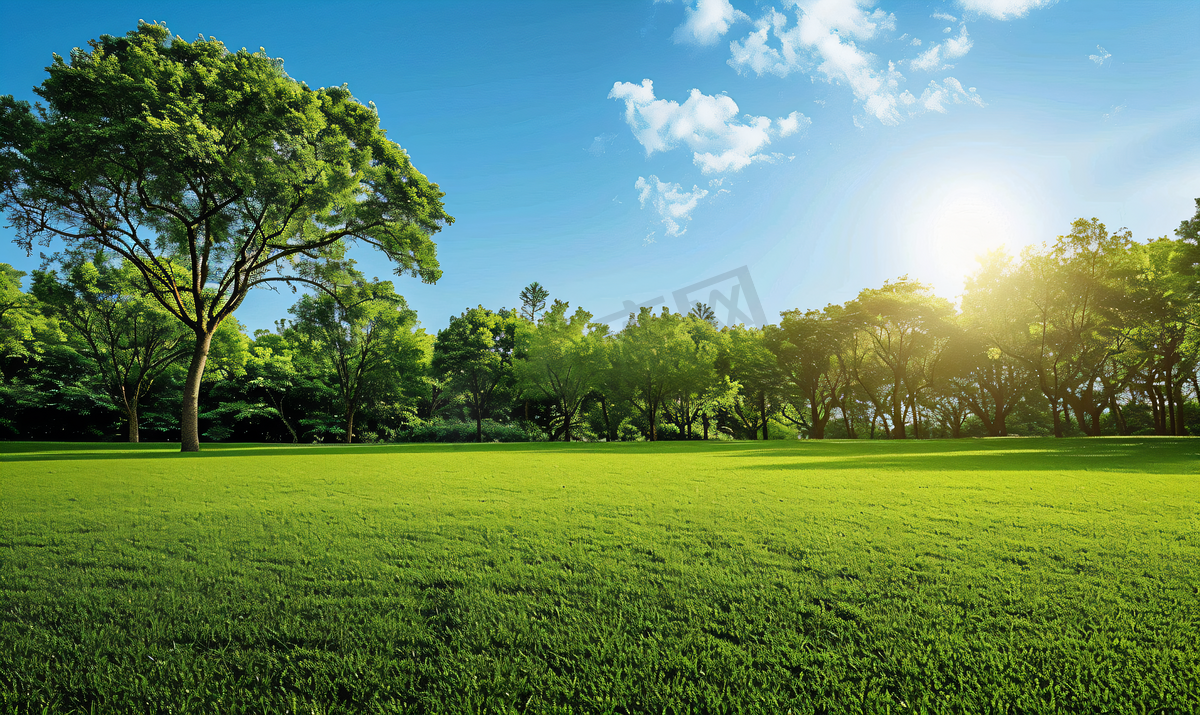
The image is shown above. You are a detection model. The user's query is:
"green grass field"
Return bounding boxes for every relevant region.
[1,439,1197,714]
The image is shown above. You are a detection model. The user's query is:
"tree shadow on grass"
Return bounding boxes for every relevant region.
[730,438,1199,474]
[0,438,1195,474]
[0,440,691,462]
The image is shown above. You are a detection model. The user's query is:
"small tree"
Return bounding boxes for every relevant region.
[515,300,605,441]
[433,306,520,442]
[0,263,44,375]
[32,251,191,442]
[519,282,550,323]
[689,302,717,326]
[289,267,423,444]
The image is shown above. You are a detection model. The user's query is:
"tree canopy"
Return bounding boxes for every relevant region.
[0,22,452,450]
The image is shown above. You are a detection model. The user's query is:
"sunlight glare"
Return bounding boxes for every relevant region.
[902,174,1032,298]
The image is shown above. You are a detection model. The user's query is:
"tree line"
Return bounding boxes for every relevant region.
[1,23,1198,446]
[3,204,1198,444]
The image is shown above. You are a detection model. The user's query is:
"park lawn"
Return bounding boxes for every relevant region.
[0,438,1197,714]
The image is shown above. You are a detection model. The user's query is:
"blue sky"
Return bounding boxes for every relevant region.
[1,0,1197,332]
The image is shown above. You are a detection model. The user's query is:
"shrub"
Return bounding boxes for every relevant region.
[396,419,535,443]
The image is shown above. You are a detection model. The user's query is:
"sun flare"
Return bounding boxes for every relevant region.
[902,174,1035,297]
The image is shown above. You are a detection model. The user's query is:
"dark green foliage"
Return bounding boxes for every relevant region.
[519,282,550,323]
[0,439,1196,712]
[398,418,537,443]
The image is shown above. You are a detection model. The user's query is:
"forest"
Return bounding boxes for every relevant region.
[3,206,1198,445]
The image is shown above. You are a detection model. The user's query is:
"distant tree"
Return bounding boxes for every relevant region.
[846,277,954,439]
[957,251,1034,436]
[433,306,520,442]
[290,268,424,444]
[0,263,43,374]
[718,325,784,440]
[32,252,191,442]
[994,220,1132,436]
[241,334,304,443]
[519,282,550,322]
[661,315,727,439]
[689,302,717,326]
[609,307,699,441]
[1124,236,1197,435]
[767,304,853,439]
[514,299,605,441]
[0,22,451,451]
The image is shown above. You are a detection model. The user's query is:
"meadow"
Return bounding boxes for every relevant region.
[0,438,1197,714]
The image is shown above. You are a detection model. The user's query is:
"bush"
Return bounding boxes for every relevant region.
[395,419,535,443]
[656,422,680,440]
[616,419,642,442]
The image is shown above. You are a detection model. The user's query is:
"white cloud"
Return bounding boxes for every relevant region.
[910,45,941,72]
[955,0,1055,20]
[636,175,709,237]
[587,133,617,156]
[932,11,958,21]
[728,0,913,125]
[775,111,805,136]
[910,25,973,71]
[912,77,984,113]
[1089,45,1111,66]
[944,26,973,58]
[727,1,982,126]
[672,0,750,45]
[608,79,809,173]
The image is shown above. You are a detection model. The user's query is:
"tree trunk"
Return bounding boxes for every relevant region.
[125,401,140,443]
[267,394,300,443]
[180,331,214,452]
[760,391,768,441]
[344,409,355,444]
[891,405,906,438]
[1166,370,1179,436]
[702,413,709,440]
[476,410,483,443]
[601,396,612,441]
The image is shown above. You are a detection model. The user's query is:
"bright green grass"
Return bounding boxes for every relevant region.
[1,439,1197,714]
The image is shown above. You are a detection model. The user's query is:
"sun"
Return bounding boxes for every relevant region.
[901,173,1035,298]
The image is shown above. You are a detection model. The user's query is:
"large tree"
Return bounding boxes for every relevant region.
[0,22,451,450]
[991,220,1131,436]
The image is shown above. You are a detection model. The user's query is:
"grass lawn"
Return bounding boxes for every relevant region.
[1,438,1197,713]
